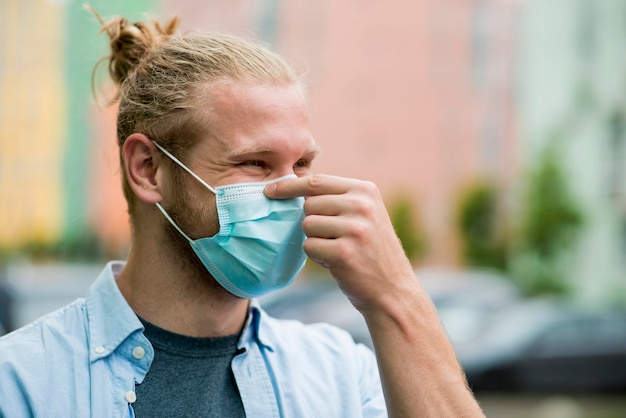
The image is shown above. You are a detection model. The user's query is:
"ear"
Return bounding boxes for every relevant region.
[122,133,163,204]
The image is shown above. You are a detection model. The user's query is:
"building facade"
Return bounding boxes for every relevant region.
[1,0,521,267]
[517,0,626,302]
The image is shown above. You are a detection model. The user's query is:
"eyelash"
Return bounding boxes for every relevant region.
[239,160,309,169]
[241,160,264,167]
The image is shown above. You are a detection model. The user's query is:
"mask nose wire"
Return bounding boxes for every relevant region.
[152,141,218,195]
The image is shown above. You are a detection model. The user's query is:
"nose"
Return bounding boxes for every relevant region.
[273,167,297,179]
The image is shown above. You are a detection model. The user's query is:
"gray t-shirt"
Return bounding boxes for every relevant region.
[133,317,246,418]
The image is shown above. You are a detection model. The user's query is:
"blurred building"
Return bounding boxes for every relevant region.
[277,0,520,265]
[0,0,154,257]
[517,0,626,302]
[0,0,520,266]
[3,0,624,302]
[0,0,67,249]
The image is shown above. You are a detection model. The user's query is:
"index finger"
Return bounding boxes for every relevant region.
[264,174,352,199]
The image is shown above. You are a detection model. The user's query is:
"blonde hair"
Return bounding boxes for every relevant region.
[89,7,301,214]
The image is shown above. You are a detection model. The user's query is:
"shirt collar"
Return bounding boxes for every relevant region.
[85,262,275,359]
[85,261,144,361]
[238,299,274,352]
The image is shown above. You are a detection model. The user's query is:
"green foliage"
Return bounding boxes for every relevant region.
[455,181,507,270]
[453,144,583,297]
[17,230,106,263]
[513,145,584,296]
[388,195,427,263]
[520,147,583,258]
[0,250,11,266]
[509,251,570,296]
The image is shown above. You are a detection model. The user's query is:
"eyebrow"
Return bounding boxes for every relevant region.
[228,144,321,160]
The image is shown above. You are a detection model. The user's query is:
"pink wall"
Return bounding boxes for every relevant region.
[90,0,520,265]
[278,0,519,265]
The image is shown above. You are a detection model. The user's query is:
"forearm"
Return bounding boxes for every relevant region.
[265,175,484,415]
[362,283,485,418]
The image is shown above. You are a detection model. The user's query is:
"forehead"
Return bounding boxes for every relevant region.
[204,80,307,118]
[194,81,317,154]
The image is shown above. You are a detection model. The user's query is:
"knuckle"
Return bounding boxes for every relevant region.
[349,194,375,217]
[360,180,379,195]
[335,239,355,261]
[307,174,326,190]
[360,200,376,217]
[360,181,383,202]
[349,220,369,239]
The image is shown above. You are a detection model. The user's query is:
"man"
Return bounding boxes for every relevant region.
[0,10,484,417]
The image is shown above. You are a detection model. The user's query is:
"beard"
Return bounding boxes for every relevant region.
[161,170,238,297]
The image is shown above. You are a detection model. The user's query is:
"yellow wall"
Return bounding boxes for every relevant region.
[0,0,67,248]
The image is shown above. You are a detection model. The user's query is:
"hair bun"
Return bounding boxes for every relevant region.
[87,5,180,86]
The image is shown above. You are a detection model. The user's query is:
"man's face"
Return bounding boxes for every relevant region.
[162,81,319,264]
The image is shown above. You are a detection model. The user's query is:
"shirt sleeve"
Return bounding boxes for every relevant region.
[355,343,388,417]
[0,331,44,418]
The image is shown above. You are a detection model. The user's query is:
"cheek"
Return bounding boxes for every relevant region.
[171,183,220,239]
[196,198,220,236]
[188,195,220,238]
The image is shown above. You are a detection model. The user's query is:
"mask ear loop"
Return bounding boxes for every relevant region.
[155,203,193,243]
[152,141,218,195]
[152,141,219,243]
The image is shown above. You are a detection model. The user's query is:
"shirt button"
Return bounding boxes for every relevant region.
[94,346,105,355]
[125,391,137,404]
[132,346,145,360]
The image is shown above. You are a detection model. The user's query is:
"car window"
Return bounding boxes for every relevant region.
[531,314,626,356]
[530,319,582,356]
[580,315,626,348]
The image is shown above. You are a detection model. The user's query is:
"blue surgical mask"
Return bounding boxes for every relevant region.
[153,142,307,298]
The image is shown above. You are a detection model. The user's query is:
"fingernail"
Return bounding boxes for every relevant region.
[265,183,277,195]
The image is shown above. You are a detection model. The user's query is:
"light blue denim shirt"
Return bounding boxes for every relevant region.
[0,262,386,417]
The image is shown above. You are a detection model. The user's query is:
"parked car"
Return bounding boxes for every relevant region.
[417,267,521,310]
[417,268,521,346]
[261,268,522,351]
[0,262,99,334]
[0,269,14,336]
[260,278,373,348]
[457,298,626,392]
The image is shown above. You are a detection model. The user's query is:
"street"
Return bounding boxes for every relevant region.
[477,393,626,418]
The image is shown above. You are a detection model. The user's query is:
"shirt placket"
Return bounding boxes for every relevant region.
[232,342,280,418]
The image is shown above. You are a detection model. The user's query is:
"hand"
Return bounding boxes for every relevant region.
[265,174,416,312]
[268,175,485,417]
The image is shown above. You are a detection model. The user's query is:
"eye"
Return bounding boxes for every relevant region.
[293,159,313,176]
[239,160,266,168]
[293,159,309,169]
